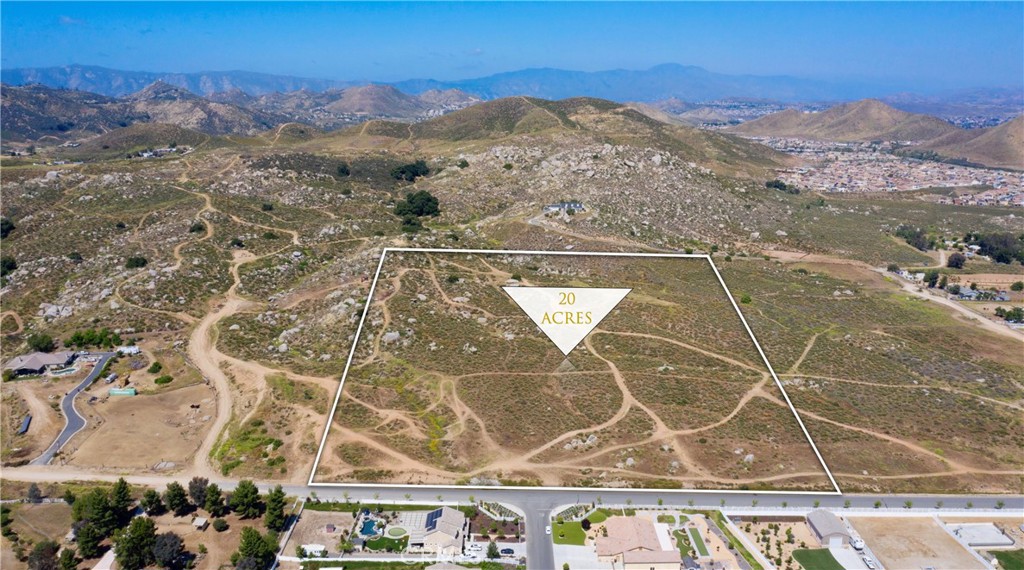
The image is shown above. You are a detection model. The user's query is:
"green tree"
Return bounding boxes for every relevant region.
[110,478,133,526]
[394,190,440,217]
[163,482,190,517]
[72,489,116,537]
[924,269,940,288]
[264,485,286,532]
[28,540,60,570]
[75,523,103,559]
[0,255,17,277]
[27,334,56,353]
[188,477,209,508]
[0,216,15,239]
[1011,281,1024,292]
[230,480,262,519]
[946,252,966,269]
[141,489,165,516]
[487,540,500,559]
[204,484,225,517]
[114,517,157,570]
[390,160,430,182]
[27,483,43,503]
[58,548,79,570]
[234,527,274,570]
[153,532,184,569]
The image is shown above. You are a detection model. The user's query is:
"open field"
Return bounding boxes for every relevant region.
[315,251,833,490]
[67,383,217,470]
[849,517,985,570]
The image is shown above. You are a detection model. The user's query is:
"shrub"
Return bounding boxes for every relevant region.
[740,294,752,304]
[147,362,163,374]
[125,256,148,269]
[189,221,205,233]
[212,518,228,532]
[229,238,245,248]
[67,251,84,263]
[27,333,56,353]
[1011,281,1024,292]
[0,217,14,239]
[261,203,274,212]
[262,231,278,240]
[394,190,440,217]
[456,159,469,169]
[502,163,513,170]
[1,256,17,277]
[390,160,429,181]
[154,376,173,385]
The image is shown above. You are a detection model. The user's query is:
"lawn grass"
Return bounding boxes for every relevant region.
[364,535,409,552]
[793,549,845,570]
[657,514,676,524]
[552,520,586,545]
[587,508,612,523]
[673,529,692,555]
[993,550,1024,570]
[688,527,709,557]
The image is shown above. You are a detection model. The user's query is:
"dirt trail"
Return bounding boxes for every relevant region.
[1,311,25,334]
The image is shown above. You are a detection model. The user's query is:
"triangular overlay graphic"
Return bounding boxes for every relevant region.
[503,287,631,355]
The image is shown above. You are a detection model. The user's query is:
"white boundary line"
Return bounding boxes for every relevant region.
[308,247,842,495]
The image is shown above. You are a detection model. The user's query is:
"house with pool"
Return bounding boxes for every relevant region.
[402,507,468,556]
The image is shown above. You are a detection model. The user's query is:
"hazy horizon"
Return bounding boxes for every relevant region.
[3,2,1023,93]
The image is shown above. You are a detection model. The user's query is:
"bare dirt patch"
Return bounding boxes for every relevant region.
[67,383,216,470]
[849,517,985,570]
[283,509,356,557]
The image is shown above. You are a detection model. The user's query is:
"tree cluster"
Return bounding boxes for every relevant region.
[389,160,429,182]
[66,328,123,349]
[765,179,800,194]
[966,232,1024,265]
[393,190,441,233]
[895,225,931,251]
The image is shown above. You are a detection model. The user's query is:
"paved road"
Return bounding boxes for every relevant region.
[6,466,1023,567]
[29,352,115,466]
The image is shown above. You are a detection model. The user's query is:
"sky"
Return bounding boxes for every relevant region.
[2,2,1022,91]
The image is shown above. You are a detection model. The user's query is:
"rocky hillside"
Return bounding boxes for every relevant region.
[0,83,145,141]
[728,99,959,142]
[124,81,286,135]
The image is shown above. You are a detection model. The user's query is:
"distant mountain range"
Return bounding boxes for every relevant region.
[0,65,357,97]
[0,81,478,141]
[0,63,998,105]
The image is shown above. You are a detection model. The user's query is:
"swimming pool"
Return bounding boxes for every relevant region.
[359,519,377,536]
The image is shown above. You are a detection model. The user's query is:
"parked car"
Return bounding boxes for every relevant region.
[545,525,552,535]
[500,548,515,556]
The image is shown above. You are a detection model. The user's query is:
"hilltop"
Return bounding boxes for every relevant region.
[907,115,1024,170]
[124,81,285,135]
[322,96,791,178]
[728,99,959,142]
[0,83,143,141]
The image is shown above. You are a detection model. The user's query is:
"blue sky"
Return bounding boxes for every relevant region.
[2,2,1022,90]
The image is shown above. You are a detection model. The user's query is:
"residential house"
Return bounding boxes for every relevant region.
[4,351,77,376]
